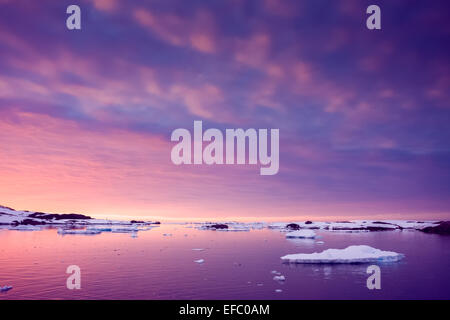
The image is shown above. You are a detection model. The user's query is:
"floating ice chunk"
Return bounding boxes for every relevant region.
[316,241,325,245]
[163,233,172,236]
[86,226,113,232]
[273,275,285,281]
[268,222,287,229]
[137,226,155,231]
[0,285,13,292]
[281,245,404,264]
[111,226,138,233]
[192,248,205,251]
[217,228,250,232]
[8,225,41,231]
[271,270,281,275]
[275,289,283,293]
[216,226,250,232]
[57,228,101,235]
[194,259,205,264]
[285,230,316,239]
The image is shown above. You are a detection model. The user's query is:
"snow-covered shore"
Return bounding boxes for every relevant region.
[0,205,160,236]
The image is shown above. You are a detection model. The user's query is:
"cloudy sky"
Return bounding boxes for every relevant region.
[0,0,449,220]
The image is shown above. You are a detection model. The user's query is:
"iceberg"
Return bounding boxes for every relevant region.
[281,245,404,264]
[285,230,316,239]
[194,259,205,264]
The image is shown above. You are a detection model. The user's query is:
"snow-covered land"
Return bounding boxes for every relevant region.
[0,205,160,236]
[281,245,404,264]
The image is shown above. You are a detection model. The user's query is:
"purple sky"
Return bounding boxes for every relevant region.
[0,0,449,220]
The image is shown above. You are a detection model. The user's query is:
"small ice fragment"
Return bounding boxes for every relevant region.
[194,259,205,264]
[57,228,101,235]
[163,233,172,236]
[8,225,41,231]
[111,226,139,233]
[0,285,13,292]
[271,270,281,275]
[285,230,316,239]
[192,248,205,251]
[275,289,283,293]
[273,275,286,281]
[316,241,324,245]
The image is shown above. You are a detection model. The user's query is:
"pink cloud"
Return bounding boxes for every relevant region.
[133,8,217,54]
[90,0,119,13]
[263,0,301,17]
[234,33,271,68]
[169,84,225,119]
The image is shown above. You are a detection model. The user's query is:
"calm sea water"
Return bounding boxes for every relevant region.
[1,224,449,300]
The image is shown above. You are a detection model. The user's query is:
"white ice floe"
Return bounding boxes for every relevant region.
[86,226,113,232]
[285,230,316,239]
[0,285,13,292]
[8,225,42,231]
[57,228,102,235]
[273,275,286,281]
[271,270,281,275]
[194,259,205,264]
[111,226,139,233]
[316,241,325,245]
[275,289,283,293]
[281,245,403,264]
[217,227,250,232]
[192,248,205,251]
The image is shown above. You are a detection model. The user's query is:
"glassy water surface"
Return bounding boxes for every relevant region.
[1,225,449,299]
